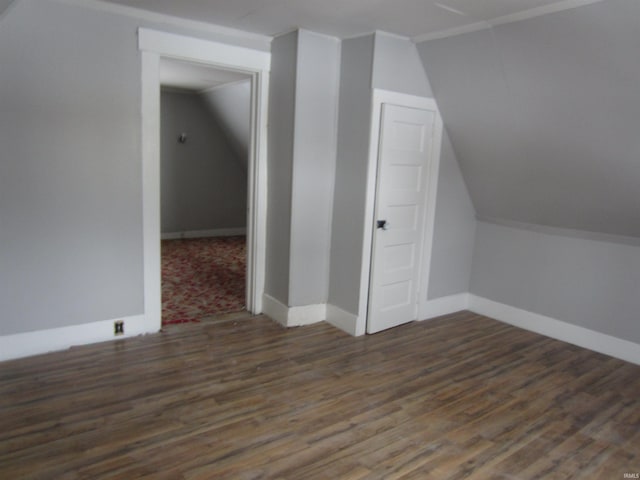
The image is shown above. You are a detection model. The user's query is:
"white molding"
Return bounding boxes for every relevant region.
[262,294,290,327]
[140,29,270,319]
[161,227,247,240]
[413,0,605,43]
[468,295,640,366]
[139,29,270,72]
[53,0,271,51]
[141,51,163,333]
[0,315,154,362]
[262,295,326,327]
[358,89,443,336]
[419,293,469,320]
[489,0,604,27]
[288,304,326,327]
[413,22,491,43]
[326,304,361,337]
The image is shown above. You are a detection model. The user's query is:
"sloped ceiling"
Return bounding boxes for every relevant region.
[159,58,250,92]
[417,0,640,238]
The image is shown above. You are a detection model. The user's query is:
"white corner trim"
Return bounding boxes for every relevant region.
[413,0,604,43]
[468,295,640,366]
[326,304,361,336]
[161,228,247,240]
[262,295,326,328]
[413,21,491,43]
[419,293,469,320]
[489,0,604,27]
[0,315,156,362]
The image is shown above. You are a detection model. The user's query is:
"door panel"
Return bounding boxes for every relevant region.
[367,104,435,334]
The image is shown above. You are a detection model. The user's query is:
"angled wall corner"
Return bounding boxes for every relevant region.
[266,29,341,310]
[327,33,376,321]
[200,79,251,172]
[264,31,297,306]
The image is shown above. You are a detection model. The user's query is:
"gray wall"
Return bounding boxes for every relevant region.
[427,130,476,299]
[374,32,476,302]
[0,0,268,336]
[201,79,251,172]
[0,0,143,335]
[288,30,340,307]
[0,0,15,18]
[265,31,297,305]
[470,221,640,344]
[328,32,477,315]
[372,32,433,98]
[417,0,640,238]
[328,34,375,314]
[160,90,247,234]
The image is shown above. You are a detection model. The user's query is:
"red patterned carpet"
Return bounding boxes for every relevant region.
[161,236,246,325]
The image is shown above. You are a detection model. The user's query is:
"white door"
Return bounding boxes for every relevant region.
[367,104,435,334]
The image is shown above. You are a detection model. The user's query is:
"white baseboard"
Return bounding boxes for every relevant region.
[419,293,470,320]
[0,314,158,362]
[261,294,326,327]
[161,227,247,240]
[326,304,361,336]
[468,295,640,366]
[262,294,289,326]
[288,303,326,326]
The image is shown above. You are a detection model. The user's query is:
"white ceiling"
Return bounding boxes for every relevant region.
[100,0,602,39]
[160,58,250,92]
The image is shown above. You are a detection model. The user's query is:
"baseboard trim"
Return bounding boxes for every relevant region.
[326,304,361,336]
[261,294,326,327]
[161,227,247,240]
[0,314,158,362]
[288,304,326,327]
[468,295,640,366]
[419,293,470,320]
[262,294,289,326]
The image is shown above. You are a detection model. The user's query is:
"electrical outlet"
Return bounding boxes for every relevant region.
[114,320,124,336]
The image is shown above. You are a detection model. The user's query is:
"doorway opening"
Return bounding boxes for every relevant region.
[159,59,251,324]
[139,29,270,332]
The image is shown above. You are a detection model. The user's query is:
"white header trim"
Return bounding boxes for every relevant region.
[139,29,270,72]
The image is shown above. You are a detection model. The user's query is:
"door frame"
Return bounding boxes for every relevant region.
[139,29,270,329]
[357,89,443,335]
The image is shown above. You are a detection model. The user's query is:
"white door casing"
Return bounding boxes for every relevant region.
[367,104,436,333]
[139,29,270,329]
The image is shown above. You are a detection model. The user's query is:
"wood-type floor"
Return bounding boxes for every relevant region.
[1,311,639,479]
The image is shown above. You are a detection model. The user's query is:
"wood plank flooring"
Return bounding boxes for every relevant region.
[1,311,639,479]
